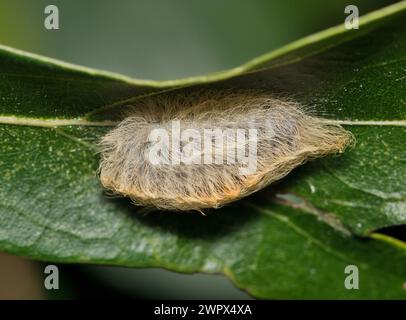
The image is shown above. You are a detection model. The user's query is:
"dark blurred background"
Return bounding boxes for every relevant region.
[0,0,399,299]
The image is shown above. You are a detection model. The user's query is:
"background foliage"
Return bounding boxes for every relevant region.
[0,0,405,299]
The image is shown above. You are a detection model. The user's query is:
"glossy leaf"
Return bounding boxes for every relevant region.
[0,2,405,298]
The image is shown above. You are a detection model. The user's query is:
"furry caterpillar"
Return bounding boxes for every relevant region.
[99,91,353,211]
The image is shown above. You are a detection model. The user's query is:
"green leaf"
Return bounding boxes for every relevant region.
[1,2,406,298]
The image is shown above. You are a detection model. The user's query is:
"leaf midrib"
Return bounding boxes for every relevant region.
[1,116,406,128]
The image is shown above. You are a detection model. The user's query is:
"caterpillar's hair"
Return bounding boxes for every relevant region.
[99,91,353,211]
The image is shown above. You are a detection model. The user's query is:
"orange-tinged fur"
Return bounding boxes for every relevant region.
[99,91,353,211]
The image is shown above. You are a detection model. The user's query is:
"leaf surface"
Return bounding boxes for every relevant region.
[0,2,406,298]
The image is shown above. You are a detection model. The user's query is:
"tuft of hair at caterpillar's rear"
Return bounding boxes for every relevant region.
[98,91,353,211]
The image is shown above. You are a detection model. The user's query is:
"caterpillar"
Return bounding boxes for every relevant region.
[98,91,353,211]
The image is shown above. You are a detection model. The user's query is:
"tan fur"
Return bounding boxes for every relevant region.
[98,91,353,211]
